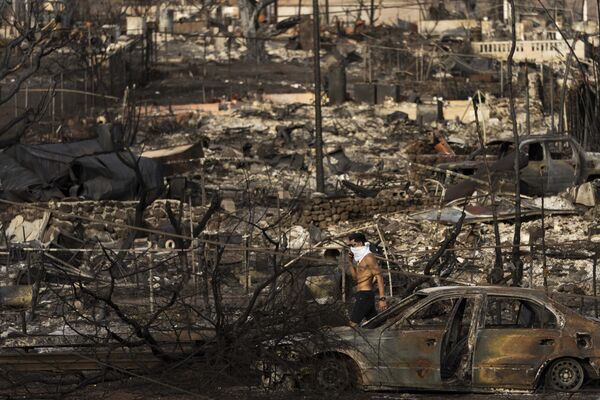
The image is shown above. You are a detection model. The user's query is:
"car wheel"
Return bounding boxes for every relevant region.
[546,358,585,392]
[314,356,353,391]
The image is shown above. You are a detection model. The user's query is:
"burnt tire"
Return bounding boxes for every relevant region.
[545,358,585,392]
[313,356,354,392]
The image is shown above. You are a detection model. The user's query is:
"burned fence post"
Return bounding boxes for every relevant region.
[415,47,419,82]
[60,72,64,115]
[529,245,534,288]
[52,85,56,136]
[189,192,196,288]
[420,45,424,83]
[500,60,504,97]
[594,253,598,318]
[228,34,232,100]
[339,250,346,302]
[201,239,210,310]
[364,42,370,82]
[144,26,153,84]
[148,253,155,313]
[134,253,140,289]
[550,62,555,133]
[243,234,251,294]
[84,68,88,115]
[202,36,207,104]
[525,63,531,136]
[541,173,548,293]
[21,311,27,334]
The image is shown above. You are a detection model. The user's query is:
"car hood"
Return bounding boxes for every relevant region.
[330,325,355,337]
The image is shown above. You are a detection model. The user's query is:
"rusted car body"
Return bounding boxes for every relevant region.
[439,135,600,199]
[309,286,600,392]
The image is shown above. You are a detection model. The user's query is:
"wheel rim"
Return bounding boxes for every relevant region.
[550,359,584,391]
[316,359,350,391]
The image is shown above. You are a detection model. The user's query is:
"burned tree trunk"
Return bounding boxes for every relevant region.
[472,97,504,283]
[239,0,276,62]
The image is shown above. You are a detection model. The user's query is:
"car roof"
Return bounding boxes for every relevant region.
[417,285,548,299]
[488,135,574,145]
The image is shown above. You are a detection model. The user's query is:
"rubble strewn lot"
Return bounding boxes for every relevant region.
[2,0,600,397]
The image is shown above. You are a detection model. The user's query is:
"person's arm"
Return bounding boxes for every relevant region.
[348,252,357,281]
[368,256,387,309]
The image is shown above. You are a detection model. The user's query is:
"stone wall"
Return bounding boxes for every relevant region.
[298,190,426,228]
[1,200,210,244]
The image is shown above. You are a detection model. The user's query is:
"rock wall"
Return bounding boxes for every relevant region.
[1,200,210,244]
[299,191,427,228]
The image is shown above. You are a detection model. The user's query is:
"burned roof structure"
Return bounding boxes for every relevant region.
[0,124,163,202]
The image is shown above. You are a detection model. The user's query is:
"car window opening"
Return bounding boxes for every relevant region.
[527,143,544,162]
[484,296,557,329]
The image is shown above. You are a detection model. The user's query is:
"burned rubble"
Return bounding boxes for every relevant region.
[2,0,600,398]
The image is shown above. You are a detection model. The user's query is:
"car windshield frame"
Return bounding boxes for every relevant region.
[361,293,426,329]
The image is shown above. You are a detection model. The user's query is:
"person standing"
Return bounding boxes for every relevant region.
[347,232,386,327]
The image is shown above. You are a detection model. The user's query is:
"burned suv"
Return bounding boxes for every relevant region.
[439,135,600,200]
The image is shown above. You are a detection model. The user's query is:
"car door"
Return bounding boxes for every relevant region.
[545,139,580,193]
[376,296,459,389]
[472,295,560,389]
[520,141,548,195]
[440,295,481,384]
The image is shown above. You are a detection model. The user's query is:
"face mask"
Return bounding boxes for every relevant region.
[350,242,371,264]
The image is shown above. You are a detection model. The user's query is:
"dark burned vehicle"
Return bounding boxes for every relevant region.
[438,135,600,200]
[264,286,600,393]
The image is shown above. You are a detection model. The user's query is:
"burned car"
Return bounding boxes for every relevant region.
[266,286,600,392]
[440,135,600,201]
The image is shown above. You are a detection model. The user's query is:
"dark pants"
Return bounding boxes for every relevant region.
[350,290,377,324]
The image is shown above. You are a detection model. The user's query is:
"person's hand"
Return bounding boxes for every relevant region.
[378,298,387,311]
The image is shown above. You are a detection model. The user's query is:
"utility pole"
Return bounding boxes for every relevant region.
[313,0,325,193]
[507,0,523,286]
[370,0,375,26]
